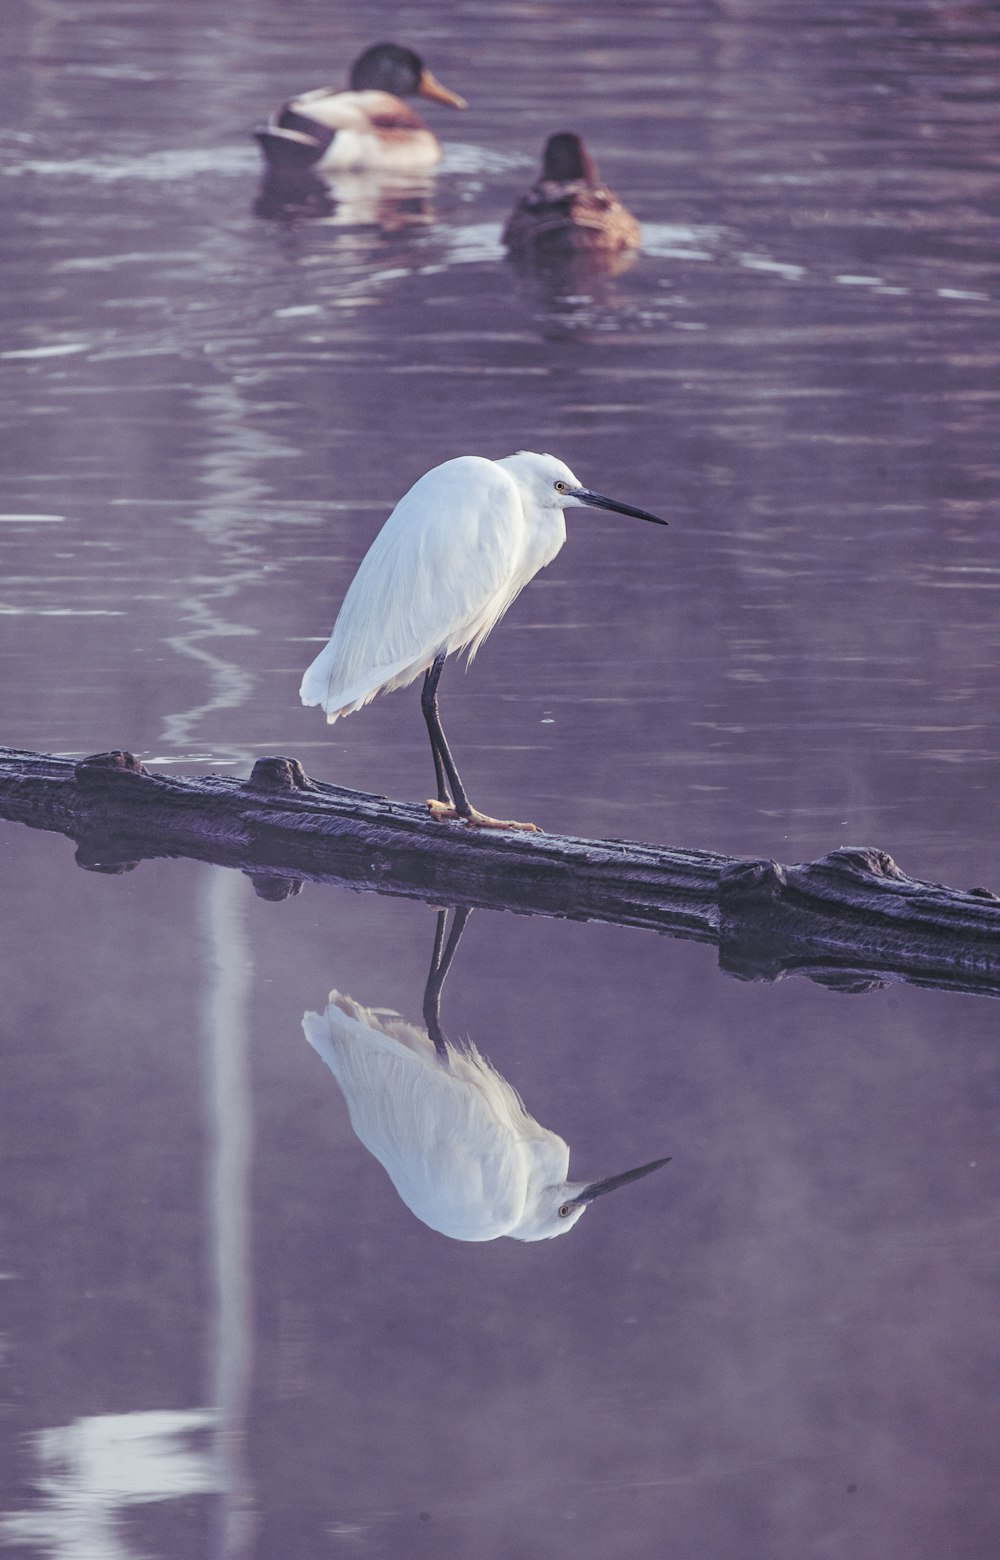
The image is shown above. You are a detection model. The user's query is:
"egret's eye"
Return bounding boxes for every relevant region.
[558,1203,573,1218]
[554,480,568,493]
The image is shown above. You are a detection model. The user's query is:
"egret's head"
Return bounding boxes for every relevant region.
[498,451,585,510]
[514,1154,671,1241]
[499,451,668,527]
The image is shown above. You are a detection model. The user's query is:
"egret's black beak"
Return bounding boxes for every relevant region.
[570,487,668,526]
[574,1155,672,1205]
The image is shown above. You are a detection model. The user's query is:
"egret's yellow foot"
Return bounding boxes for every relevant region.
[426,799,542,833]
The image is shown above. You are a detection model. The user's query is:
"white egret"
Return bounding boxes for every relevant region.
[503,133,642,256]
[254,42,466,174]
[302,908,670,1242]
[300,450,666,831]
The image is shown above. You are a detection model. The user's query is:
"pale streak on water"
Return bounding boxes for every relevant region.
[1,2,1000,1558]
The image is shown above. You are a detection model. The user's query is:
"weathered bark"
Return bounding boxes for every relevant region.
[0,748,724,938]
[718,850,1000,998]
[1,746,998,1002]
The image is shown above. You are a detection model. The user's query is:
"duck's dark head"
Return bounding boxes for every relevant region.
[350,42,466,108]
[541,132,600,184]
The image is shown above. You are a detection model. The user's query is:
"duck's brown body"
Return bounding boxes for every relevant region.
[503,133,642,255]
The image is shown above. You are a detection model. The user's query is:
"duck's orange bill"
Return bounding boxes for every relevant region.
[417,69,467,109]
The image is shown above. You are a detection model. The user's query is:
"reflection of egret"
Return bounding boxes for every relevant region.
[300,451,666,831]
[302,908,670,1242]
[254,43,466,174]
[503,133,642,257]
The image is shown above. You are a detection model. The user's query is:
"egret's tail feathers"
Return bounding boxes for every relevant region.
[302,1009,336,1069]
[299,639,434,721]
[303,991,441,1068]
[328,990,439,1057]
[298,639,345,718]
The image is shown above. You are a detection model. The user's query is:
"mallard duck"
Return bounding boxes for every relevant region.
[502,133,642,255]
[254,42,466,174]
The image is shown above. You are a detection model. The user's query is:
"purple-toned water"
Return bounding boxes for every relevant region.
[2,3,999,1557]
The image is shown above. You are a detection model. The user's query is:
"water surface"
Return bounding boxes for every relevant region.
[2,2,1000,1556]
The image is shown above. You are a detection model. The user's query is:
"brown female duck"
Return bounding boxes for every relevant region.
[503,133,642,256]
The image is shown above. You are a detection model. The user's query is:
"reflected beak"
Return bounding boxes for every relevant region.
[569,487,668,526]
[418,68,468,109]
[574,1155,672,1205]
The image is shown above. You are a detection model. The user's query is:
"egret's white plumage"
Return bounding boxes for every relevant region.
[300,453,569,720]
[300,449,666,829]
[304,989,667,1242]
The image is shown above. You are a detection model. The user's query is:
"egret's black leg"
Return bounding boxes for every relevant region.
[421,651,541,832]
[438,904,471,984]
[420,651,473,816]
[423,906,472,1056]
[422,660,451,806]
[428,906,449,983]
[423,908,450,1054]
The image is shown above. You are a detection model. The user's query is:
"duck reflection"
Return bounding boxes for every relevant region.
[253,166,435,228]
[507,245,640,343]
[302,908,669,1242]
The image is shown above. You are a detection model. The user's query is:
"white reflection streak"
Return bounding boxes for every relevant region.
[0,881,256,1560]
[160,599,257,756]
[160,378,293,761]
[0,1410,217,1558]
[158,370,261,1546]
[202,868,256,1558]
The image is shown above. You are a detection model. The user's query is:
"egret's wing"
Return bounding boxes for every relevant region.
[300,456,526,719]
[445,1038,576,1241]
[519,1122,572,1191]
[303,992,533,1240]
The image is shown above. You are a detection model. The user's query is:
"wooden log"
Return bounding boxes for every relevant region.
[719,849,1000,998]
[0,748,724,939]
[1,746,999,1001]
